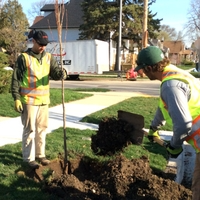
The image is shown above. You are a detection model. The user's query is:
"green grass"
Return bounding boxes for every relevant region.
[0,89,93,117]
[0,127,168,200]
[0,88,172,199]
[1,88,109,117]
[177,64,194,70]
[81,96,172,130]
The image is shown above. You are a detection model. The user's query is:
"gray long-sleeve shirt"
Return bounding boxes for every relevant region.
[151,79,192,148]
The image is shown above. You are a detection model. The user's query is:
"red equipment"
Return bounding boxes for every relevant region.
[126,68,137,80]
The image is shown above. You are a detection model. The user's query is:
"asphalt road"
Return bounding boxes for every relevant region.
[50,78,160,96]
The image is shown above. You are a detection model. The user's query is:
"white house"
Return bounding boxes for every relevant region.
[28,0,136,71]
[29,0,84,42]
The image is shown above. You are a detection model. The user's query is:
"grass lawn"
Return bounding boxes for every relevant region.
[1,88,110,117]
[0,126,168,200]
[0,88,173,199]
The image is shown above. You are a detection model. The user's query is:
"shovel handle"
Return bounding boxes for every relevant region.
[143,129,167,147]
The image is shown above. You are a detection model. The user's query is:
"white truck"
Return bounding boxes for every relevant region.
[45,39,110,79]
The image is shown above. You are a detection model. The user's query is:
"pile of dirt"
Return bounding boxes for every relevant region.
[31,155,192,200]
[91,117,133,155]
[26,117,192,199]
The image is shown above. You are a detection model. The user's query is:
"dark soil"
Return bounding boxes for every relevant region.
[29,155,192,200]
[26,117,192,199]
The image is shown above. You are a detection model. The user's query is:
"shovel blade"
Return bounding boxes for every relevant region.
[118,110,145,145]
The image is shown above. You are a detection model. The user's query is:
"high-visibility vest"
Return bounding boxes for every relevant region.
[20,52,51,105]
[159,64,200,152]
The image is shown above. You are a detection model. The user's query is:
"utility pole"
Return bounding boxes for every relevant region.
[117,0,122,71]
[142,0,148,48]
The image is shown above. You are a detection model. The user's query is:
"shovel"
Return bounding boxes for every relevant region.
[118,110,182,182]
[117,110,167,147]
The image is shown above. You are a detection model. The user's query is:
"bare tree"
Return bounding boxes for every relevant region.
[156,25,177,41]
[54,0,69,171]
[185,0,200,43]
[27,0,55,25]
[155,25,187,46]
[176,31,185,41]
[27,0,69,26]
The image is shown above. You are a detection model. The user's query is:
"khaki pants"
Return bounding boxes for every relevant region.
[192,152,200,200]
[21,104,48,162]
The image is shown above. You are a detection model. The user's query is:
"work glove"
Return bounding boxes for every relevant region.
[148,126,160,143]
[59,69,67,80]
[14,100,23,113]
[166,143,183,158]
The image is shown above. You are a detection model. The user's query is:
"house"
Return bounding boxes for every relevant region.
[28,0,129,71]
[30,1,173,71]
[29,0,84,42]
[163,41,193,65]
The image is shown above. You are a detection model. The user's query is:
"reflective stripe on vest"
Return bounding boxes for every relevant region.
[20,52,51,105]
[159,64,200,152]
[185,116,200,151]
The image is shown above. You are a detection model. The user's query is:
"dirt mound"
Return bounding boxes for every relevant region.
[91,114,146,156]
[91,117,133,155]
[25,117,192,199]
[30,155,192,200]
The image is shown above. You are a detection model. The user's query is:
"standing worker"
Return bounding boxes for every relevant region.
[134,46,200,200]
[11,30,66,169]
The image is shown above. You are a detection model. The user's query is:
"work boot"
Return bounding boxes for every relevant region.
[36,157,50,166]
[28,161,40,169]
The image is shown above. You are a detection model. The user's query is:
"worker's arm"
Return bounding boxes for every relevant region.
[49,54,66,80]
[151,107,166,129]
[161,79,192,148]
[11,54,26,101]
[148,102,166,142]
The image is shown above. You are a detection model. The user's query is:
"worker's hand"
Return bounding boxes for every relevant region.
[59,69,67,80]
[166,143,183,158]
[14,100,23,113]
[148,126,160,143]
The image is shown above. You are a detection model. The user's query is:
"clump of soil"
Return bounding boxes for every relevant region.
[91,117,133,155]
[25,117,192,199]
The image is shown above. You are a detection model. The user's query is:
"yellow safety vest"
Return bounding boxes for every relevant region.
[159,65,200,152]
[20,52,51,105]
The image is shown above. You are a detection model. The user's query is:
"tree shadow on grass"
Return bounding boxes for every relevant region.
[0,147,59,200]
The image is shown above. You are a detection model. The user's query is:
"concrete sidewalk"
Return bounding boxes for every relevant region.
[0,91,195,185]
[0,91,148,146]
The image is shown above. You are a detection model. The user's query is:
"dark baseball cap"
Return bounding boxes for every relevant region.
[134,46,164,71]
[33,31,49,46]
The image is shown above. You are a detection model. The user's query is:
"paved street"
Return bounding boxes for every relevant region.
[50,79,160,96]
